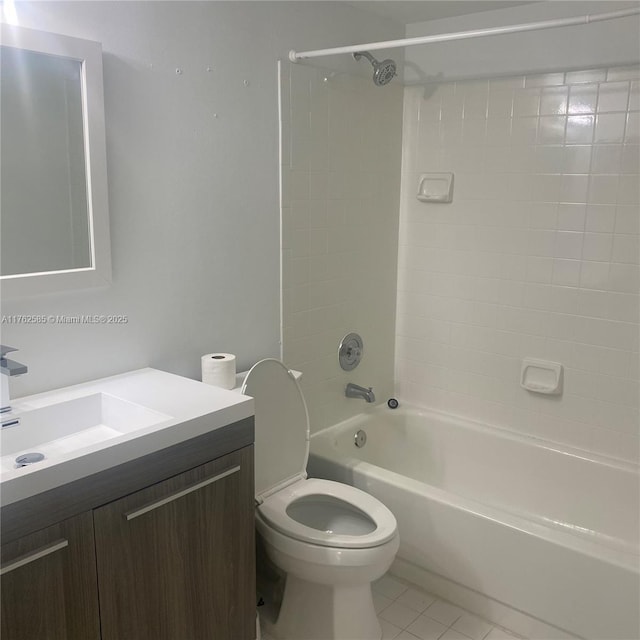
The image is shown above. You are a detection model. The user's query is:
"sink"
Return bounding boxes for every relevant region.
[0,367,254,508]
[1,393,170,472]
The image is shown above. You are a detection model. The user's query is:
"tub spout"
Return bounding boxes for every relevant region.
[345,383,375,403]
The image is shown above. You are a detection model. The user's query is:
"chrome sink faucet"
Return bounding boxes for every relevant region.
[345,382,375,403]
[1,345,28,414]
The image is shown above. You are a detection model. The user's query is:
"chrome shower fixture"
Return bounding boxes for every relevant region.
[352,51,397,86]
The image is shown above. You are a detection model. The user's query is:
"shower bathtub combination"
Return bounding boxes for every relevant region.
[308,406,640,640]
[292,6,640,639]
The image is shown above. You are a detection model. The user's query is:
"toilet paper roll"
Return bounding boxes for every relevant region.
[201,353,236,390]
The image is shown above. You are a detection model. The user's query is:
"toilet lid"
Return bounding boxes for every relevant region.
[242,358,310,503]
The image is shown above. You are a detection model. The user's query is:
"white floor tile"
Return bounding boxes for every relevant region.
[406,613,449,640]
[396,631,424,640]
[374,575,410,599]
[380,601,423,629]
[395,587,437,613]
[441,630,473,640]
[374,591,395,613]
[424,599,465,626]
[484,628,524,640]
[452,613,494,639]
[380,618,404,639]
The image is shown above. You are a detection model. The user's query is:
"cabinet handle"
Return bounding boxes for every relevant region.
[0,539,69,575]
[125,465,241,521]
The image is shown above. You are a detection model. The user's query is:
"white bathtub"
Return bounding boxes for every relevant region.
[308,405,640,640]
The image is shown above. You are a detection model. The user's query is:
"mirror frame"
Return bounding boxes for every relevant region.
[1,24,111,298]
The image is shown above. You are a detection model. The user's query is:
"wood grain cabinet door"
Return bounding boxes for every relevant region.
[0,511,101,640]
[93,445,255,640]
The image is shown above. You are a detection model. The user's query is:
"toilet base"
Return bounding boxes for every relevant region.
[269,575,381,640]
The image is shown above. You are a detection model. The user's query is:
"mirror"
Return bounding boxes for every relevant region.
[0,24,111,297]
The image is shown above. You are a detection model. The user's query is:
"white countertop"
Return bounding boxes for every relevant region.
[1,368,254,507]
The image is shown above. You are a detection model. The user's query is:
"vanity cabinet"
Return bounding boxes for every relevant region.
[94,447,255,640]
[0,512,101,640]
[1,419,255,640]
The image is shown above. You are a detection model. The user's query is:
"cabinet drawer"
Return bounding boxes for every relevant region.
[94,445,255,640]
[1,511,100,640]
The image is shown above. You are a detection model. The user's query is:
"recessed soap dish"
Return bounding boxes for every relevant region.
[520,358,563,395]
[417,172,454,203]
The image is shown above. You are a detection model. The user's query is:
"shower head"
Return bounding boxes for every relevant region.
[353,51,396,86]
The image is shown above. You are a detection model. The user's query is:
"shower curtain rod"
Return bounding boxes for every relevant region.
[288,7,640,62]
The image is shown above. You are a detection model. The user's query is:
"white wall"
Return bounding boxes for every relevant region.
[405,1,640,83]
[396,65,639,463]
[281,61,403,433]
[0,1,402,397]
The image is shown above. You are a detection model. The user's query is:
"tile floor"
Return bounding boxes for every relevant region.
[372,574,526,640]
[261,573,526,640]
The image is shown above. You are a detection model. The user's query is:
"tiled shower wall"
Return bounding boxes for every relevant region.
[281,63,403,433]
[396,66,640,463]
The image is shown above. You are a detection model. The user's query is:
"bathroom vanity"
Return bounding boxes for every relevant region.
[0,369,256,640]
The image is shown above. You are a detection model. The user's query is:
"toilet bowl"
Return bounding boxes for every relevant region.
[243,359,399,640]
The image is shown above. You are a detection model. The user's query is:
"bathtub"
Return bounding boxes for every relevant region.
[308,405,640,640]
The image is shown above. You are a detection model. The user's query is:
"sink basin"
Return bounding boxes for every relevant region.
[0,368,254,508]
[1,392,170,473]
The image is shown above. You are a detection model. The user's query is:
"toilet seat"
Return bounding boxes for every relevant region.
[257,477,397,549]
[255,508,399,571]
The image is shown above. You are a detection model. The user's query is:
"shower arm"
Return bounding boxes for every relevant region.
[289,7,640,62]
[353,51,375,65]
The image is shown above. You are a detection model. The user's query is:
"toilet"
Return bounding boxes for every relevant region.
[243,358,399,640]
